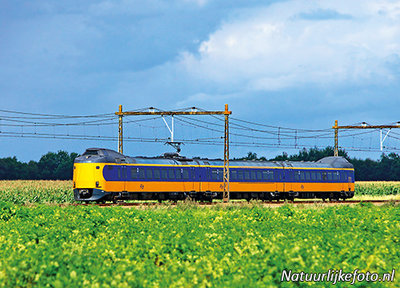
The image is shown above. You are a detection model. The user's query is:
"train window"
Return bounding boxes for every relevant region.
[256,170,262,180]
[212,169,218,180]
[182,169,190,180]
[251,171,257,180]
[138,168,145,179]
[244,171,250,180]
[216,169,222,181]
[295,171,300,181]
[126,168,131,179]
[146,168,153,180]
[153,169,161,179]
[333,171,340,181]
[131,168,138,179]
[117,168,121,179]
[262,171,269,180]
[161,169,168,180]
[322,172,327,181]
[230,170,237,180]
[316,172,322,181]
[176,169,182,179]
[311,172,316,181]
[327,172,333,181]
[300,171,305,181]
[168,169,175,179]
[305,172,310,181]
[217,169,224,181]
[238,170,244,180]
[83,149,98,156]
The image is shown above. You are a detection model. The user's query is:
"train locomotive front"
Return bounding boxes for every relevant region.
[73,148,355,202]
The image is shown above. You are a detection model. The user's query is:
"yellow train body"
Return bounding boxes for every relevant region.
[73,149,355,202]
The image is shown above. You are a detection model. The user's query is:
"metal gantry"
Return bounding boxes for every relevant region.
[115,105,232,202]
[333,120,400,155]
[118,105,123,154]
[223,104,230,202]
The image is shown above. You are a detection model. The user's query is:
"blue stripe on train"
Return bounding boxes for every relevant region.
[103,165,354,183]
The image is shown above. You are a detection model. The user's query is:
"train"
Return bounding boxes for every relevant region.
[73,148,355,202]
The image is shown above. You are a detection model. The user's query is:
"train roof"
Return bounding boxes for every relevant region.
[74,148,353,169]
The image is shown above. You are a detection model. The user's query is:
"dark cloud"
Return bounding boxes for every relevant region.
[1,0,399,161]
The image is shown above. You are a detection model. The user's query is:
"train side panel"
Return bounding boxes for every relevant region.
[73,148,355,202]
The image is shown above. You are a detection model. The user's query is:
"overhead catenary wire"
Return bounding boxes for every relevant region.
[1,107,400,154]
[0,109,114,119]
[2,131,397,153]
[175,115,379,140]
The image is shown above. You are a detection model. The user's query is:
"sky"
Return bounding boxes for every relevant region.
[1,0,400,162]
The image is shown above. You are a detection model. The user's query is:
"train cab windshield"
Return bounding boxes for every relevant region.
[83,149,100,156]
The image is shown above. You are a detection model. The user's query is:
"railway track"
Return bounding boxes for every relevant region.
[75,199,400,207]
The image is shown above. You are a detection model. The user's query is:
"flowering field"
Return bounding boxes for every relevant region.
[0,203,398,287]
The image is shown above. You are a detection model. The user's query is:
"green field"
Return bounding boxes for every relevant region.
[0,203,399,287]
[0,181,73,204]
[355,182,400,196]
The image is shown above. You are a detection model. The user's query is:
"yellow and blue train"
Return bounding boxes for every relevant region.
[73,148,355,202]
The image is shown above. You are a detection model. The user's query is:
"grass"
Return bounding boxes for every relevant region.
[0,203,398,287]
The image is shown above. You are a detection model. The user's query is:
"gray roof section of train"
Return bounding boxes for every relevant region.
[75,148,353,169]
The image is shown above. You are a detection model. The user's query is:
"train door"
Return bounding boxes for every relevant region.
[203,167,211,192]
[120,165,128,192]
[182,167,194,193]
[284,168,292,193]
[190,167,197,192]
[195,166,202,192]
[274,169,285,192]
[94,164,103,190]
[347,171,353,191]
[340,171,346,192]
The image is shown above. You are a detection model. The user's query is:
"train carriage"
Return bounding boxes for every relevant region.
[73,148,355,202]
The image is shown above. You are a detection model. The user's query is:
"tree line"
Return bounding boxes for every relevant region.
[0,147,399,180]
[0,151,78,180]
[237,147,400,181]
